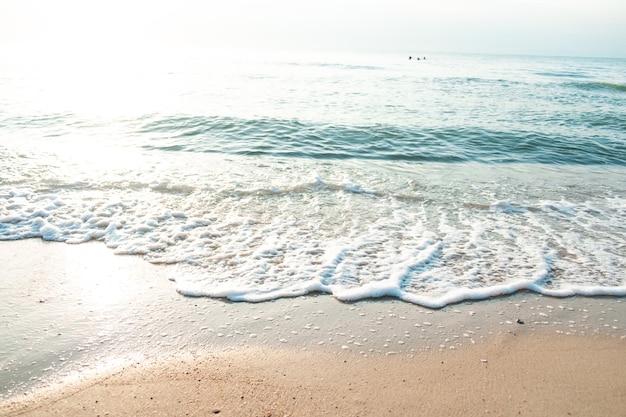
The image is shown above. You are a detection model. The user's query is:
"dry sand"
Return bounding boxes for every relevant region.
[1,239,625,416]
[3,333,626,417]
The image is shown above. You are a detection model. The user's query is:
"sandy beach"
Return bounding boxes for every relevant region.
[1,239,625,416]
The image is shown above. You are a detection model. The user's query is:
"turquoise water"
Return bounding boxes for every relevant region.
[1,48,625,306]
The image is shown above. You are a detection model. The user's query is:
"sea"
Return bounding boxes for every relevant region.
[1,45,626,309]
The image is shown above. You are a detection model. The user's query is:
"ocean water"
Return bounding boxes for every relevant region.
[1,47,625,308]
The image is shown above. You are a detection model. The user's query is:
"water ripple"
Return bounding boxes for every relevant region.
[138,115,626,165]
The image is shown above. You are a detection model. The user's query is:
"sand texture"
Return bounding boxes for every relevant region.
[3,333,626,417]
[1,239,625,416]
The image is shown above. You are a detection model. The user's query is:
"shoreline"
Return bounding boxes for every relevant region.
[1,239,625,415]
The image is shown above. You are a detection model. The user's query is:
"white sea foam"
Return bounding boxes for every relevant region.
[1,52,625,308]
[5,149,623,308]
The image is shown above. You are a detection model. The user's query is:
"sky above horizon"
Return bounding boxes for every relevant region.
[1,0,625,58]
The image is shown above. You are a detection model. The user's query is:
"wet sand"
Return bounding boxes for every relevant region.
[1,239,625,416]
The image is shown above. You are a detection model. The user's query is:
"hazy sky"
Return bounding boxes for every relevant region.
[1,0,625,58]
